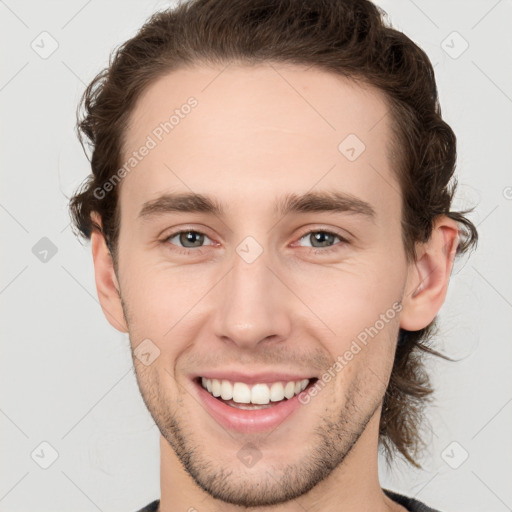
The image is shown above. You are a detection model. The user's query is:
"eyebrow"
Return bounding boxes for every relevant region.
[138,190,376,222]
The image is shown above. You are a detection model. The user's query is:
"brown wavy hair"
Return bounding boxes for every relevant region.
[68,0,478,467]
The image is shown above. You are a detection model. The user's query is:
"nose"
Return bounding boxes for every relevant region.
[213,248,292,349]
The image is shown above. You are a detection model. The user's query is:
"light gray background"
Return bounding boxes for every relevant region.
[1,1,511,511]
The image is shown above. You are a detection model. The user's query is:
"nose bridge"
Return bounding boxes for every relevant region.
[213,242,291,348]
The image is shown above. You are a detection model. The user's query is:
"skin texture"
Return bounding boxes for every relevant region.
[90,63,459,512]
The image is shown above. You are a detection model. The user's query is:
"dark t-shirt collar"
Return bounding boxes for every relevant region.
[135,490,441,512]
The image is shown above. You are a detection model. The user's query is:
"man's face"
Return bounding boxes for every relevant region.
[115,63,410,506]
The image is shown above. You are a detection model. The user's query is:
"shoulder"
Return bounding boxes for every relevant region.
[133,499,160,512]
[384,488,443,512]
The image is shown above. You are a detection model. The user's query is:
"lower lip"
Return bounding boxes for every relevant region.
[194,379,310,433]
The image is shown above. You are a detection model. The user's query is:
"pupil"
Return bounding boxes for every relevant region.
[181,231,203,247]
[312,232,333,247]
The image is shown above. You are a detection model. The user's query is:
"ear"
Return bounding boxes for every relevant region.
[400,216,460,331]
[90,212,128,333]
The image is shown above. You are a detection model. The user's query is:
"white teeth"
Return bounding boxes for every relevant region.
[211,379,221,397]
[269,382,284,402]
[233,382,251,403]
[200,377,310,405]
[201,377,212,393]
[251,383,270,405]
[220,380,233,400]
[284,381,295,399]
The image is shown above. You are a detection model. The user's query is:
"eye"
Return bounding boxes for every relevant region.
[161,228,348,257]
[295,229,348,254]
[164,229,215,254]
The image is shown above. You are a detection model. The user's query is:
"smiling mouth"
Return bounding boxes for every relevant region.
[195,376,319,410]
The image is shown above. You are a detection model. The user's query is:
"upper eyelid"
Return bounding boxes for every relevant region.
[164,229,216,247]
[297,227,347,239]
[293,229,348,249]
[162,225,215,240]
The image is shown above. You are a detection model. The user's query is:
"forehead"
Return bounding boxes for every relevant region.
[119,63,399,223]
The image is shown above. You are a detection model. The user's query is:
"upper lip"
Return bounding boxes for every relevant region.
[191,371,317,385]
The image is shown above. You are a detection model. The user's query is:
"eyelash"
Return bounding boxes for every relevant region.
[162,228,349,256]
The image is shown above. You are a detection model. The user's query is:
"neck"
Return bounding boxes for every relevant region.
[158,410,405,512]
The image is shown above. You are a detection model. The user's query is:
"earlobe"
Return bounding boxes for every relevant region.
[90,212,128,333]
[400,216,460,331]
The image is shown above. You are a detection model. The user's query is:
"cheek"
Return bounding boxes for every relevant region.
[119,257,211,351]
[328,312,401,407]
[290,254,404,334]
[290,259,403,388]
